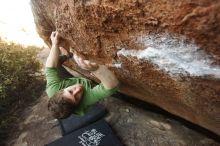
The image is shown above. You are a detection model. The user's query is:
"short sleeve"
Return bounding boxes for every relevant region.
[45,67,63,97]
[45,67,61,87]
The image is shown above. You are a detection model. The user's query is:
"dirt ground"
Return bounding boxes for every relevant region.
[5,92,220,146]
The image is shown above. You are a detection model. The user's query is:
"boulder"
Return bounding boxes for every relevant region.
[31,0,220,135]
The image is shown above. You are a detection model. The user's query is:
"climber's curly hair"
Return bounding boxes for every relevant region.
[48,89,74,119]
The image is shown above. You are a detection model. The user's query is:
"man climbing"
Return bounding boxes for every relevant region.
[46,31,119,119]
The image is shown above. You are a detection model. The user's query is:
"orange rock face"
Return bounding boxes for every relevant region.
[31,0,220,135]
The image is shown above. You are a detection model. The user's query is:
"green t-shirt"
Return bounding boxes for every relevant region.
[45,67,118,116]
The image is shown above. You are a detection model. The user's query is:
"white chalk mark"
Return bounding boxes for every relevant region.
[117,34,220,78]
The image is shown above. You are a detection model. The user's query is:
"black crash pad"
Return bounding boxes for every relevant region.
[46,119,123,146]
[58,104,107,136]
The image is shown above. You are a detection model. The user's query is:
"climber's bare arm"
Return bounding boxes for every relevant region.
[73,54,119,89]
[45,31,119,90]
[46,31,60,68]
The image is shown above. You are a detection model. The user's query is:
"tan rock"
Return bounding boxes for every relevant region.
[31,0,220,135]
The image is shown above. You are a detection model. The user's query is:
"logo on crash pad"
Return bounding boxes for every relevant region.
[78,129,105,146]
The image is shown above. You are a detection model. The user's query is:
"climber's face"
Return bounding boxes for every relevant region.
[63,84,84,105]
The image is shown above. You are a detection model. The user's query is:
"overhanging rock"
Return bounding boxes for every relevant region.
[31,0,220,135]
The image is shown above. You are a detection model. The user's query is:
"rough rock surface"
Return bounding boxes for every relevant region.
[31,0,220,134]
[6,93,220,146]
